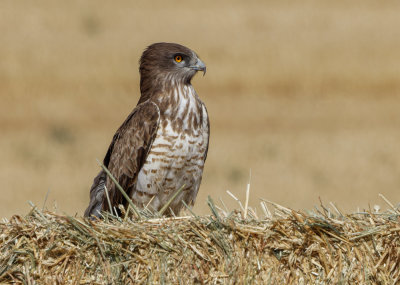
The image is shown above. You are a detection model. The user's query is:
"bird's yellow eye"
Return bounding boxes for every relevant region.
[174,55,182,63]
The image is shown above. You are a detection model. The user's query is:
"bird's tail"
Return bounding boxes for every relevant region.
[84,170,107,218]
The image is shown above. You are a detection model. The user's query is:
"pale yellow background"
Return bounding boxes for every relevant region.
[1,0,399,218]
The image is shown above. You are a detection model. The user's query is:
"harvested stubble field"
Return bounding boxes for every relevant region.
[1,0,400,218]
[1,198,399,284]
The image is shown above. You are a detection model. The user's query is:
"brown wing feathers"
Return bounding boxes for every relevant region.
[84,102,159,217]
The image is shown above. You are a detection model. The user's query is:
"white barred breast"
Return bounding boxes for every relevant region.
[133,85,209,214]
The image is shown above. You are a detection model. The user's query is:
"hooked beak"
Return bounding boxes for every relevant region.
[190,58,206,76]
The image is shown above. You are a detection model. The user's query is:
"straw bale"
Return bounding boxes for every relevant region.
[0,199,399,284]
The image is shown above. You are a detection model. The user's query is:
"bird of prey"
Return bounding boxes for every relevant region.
[84,42,209,218]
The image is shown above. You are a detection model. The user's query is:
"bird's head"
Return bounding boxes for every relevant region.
[139,42,206,88]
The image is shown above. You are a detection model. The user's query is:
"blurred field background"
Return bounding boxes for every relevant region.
[1,0,399,218]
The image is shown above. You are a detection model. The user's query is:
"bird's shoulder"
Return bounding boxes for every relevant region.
[104,100,160,168]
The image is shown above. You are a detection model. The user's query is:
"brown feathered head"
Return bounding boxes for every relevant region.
[139,42,206,98]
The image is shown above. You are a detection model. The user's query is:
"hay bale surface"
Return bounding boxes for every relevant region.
[1,199,399,284]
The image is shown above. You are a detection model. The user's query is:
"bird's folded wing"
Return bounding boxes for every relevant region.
[85,101,160,216]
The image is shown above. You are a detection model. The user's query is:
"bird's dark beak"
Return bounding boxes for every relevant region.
[190,59,206,76]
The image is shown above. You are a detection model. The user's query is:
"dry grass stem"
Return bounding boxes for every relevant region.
[97,159,142,219]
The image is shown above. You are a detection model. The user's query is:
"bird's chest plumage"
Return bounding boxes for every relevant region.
[133,86,209,212]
